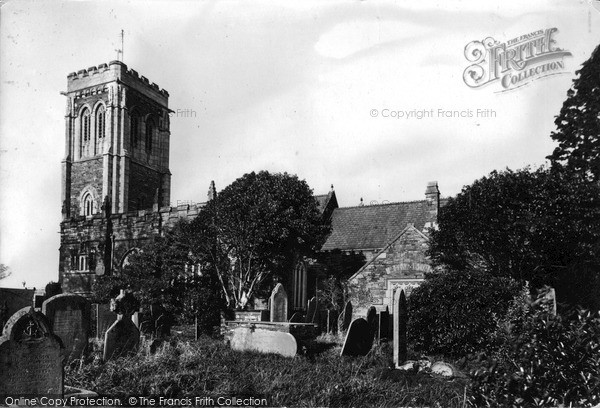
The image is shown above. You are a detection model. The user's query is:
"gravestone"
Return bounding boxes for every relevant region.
[42,294,91,361]
[305,297,318,323]
[103,291,140,361]
[378,306,390,341]
[230,326,297,357]
[95,303,117,339]
[339,301,352,332]
[340,318,373,356]
[269,283,288,322]
[289,312,303,323]
[393,289,408,367]
[0,307,65,396]
[365,306,378,339]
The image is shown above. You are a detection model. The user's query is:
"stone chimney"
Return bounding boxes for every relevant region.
[207,180,216,202]
[425,181,440,222]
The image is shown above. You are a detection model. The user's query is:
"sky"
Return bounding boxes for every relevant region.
[1,0,599,288]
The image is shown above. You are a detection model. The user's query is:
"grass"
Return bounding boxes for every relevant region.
[65,327,470,407]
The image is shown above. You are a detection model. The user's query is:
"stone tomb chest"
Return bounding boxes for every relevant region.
[222,321,318,357]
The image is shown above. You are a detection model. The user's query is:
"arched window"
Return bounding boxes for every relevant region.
[81,109,91,142]
[292,262,307,310]
[130,114,139,148]
[95,105,105,153]
[80,108,91,157]
[145,118,154,152]
[96,105,105,139]
[83,193,94,216]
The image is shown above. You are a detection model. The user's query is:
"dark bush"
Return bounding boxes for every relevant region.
[407,268,522,357]
[469,288,600,407]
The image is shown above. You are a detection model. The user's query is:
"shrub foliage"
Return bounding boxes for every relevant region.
[407,268,522,357]
[469,288,600,407]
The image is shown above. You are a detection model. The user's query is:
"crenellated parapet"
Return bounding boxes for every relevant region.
[67,61,169,103]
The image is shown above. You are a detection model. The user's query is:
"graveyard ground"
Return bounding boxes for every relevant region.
[65,326,470,407]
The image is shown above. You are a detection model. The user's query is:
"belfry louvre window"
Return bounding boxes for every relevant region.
[81,109,91,142]
[95,105,105,154]
[145,118,154,152]
[96,105,105,139]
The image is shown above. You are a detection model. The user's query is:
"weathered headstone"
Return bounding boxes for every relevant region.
[103,291,140,361]
[95,303,117,339]
[289,312,303,323]
[230,326,297,357]
[339,301,352,332]
[378,306,390,341]
[365,306,378,339]
[0,307,65,396]
[42,293,91,361]
[393,289,408,367]
[340,318,373,356]
[269,283,288,322]
[305,297,318,323]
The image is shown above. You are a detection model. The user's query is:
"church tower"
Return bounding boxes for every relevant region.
[60,61,173,295]
[62,61,171,218]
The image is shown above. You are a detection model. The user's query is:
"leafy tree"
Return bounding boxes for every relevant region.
[407,268,522,357]
[548,44,600,181]
[93,221,225,331]
[429,167,600,310]
[188,171,330,310]
[314,250,365,311]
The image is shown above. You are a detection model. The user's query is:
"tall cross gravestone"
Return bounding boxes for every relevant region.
[0,307,65,396]
[103,290,141,361]
[42,293,91,361]
[393,289,408,367]
[269,283,288,322]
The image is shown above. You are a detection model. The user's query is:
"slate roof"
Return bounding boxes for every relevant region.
[314,193,332,212]
[321,199,446,251]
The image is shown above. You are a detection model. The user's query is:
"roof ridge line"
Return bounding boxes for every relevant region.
[336,199,428,209]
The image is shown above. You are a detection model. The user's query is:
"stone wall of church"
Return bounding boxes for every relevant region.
[348,226,430,316]
[128,162,162,211]
[70,158,103,216]
[59,203,204,295]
